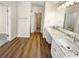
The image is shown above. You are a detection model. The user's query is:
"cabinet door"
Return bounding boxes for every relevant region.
[43,28,52,44]
[53,42,61,57]
[51,40,59,57]
[57,46,65,57]
[51,40,65,58]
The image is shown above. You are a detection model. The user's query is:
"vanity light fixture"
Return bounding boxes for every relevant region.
[59,4,66,8]
[65,2,70,7]
[62,4,66,8]
[69,1,74,5]
[59,1,76,8]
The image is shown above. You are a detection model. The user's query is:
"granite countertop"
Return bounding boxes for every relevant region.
[46,27,79,57]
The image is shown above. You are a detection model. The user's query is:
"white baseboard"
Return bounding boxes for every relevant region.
[8,36,16,41]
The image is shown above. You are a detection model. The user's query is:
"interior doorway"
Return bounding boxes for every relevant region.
[35,13,42,32]
[0,4,9,46]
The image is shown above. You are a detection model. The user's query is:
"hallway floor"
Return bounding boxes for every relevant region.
[0,32,51,58]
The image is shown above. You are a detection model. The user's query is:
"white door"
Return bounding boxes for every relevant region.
[0,5,8,38]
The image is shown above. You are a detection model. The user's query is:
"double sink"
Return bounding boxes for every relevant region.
[56,37,79,57]
[53,27,79,57]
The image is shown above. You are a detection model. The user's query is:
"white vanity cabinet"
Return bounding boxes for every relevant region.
[51,39,65,58]
[46,27,79,57]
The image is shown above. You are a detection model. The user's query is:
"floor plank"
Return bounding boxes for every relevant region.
[0,32,52,58]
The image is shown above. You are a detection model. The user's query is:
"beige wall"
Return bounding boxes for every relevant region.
[43,2,65,38]
[44,2,65,28]
[17,2,31,37]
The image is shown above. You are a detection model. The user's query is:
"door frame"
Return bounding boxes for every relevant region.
[0,3,11,41]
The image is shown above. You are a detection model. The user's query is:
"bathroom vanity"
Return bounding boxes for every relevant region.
[45,27,79,58]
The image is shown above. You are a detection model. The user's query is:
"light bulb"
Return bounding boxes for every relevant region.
[69,1,74,5]
[62,4,66,8]
[65,2,70,7]
[59,6,62,8]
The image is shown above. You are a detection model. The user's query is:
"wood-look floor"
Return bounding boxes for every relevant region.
[0,32,51,58]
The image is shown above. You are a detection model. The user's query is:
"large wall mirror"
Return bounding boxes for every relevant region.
[63,4,79,34]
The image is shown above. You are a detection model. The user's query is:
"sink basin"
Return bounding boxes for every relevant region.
[56,38,79,56]
[56,38,72,50]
